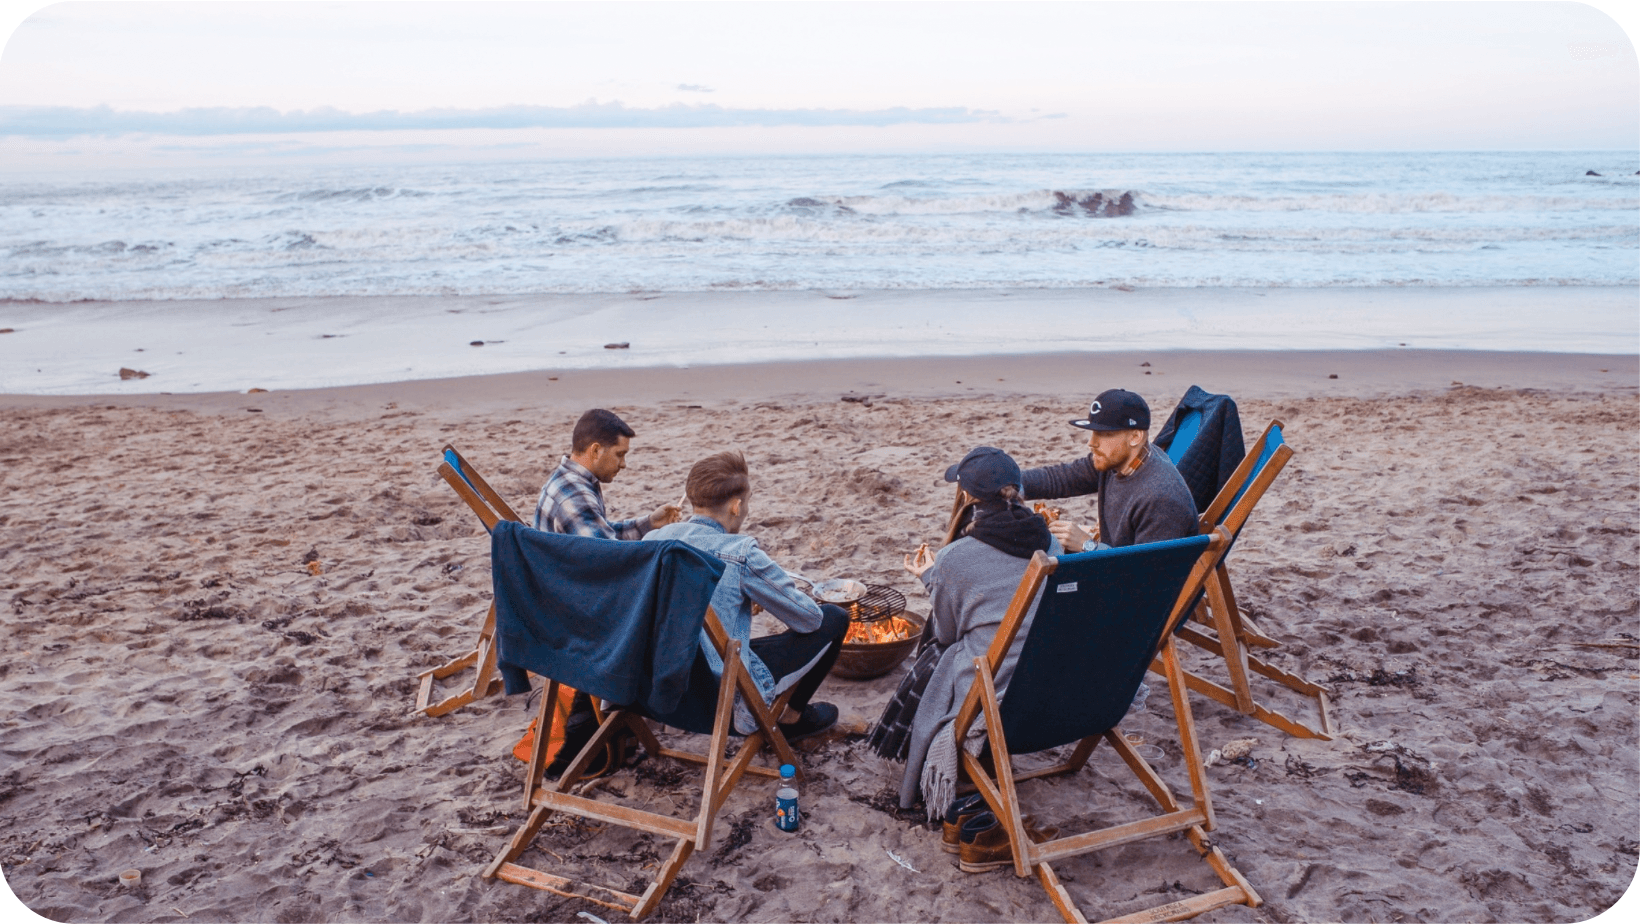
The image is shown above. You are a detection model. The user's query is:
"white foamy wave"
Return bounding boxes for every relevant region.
[796,188,1130,216]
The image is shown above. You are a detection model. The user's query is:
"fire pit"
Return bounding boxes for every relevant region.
[831,586,922,680]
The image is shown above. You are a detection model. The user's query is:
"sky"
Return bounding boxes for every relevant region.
[0,2,1634,165]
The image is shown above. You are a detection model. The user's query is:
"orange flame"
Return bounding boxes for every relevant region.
[845,615,916,645]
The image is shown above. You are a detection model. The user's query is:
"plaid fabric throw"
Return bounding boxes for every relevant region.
[868,636,944,762]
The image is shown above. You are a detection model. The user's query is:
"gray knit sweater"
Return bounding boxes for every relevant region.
[1021,444,1199,547]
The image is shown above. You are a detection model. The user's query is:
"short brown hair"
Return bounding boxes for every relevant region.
[686,451,750,509]
[572,409,634,453]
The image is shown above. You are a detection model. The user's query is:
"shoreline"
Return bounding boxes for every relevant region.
[0,285,1635,396]
[0,348,1633,418]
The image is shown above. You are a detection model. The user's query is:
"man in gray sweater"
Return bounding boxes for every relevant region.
[1023,389,1199,551]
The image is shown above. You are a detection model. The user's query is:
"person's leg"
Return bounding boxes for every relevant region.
[545,690,599,778]
[749,604,848,718]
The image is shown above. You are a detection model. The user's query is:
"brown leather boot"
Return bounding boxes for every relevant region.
[941,793,989,854]
[958,811,1060,873]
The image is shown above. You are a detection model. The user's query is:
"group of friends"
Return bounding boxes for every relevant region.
[528,388,1201,871]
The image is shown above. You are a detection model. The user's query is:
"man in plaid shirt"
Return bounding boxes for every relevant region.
[532,408,682,778]
[533,408,681,540]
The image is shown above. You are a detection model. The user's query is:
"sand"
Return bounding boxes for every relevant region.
[1,350,1636,923]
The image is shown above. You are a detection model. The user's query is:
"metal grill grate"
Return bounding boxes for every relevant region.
[847,586,907,624]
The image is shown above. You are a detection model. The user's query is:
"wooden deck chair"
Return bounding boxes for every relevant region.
[953,529,1261,924]
[1159,421,1335,740]
[417,445,520,717]
[483,604,804,918]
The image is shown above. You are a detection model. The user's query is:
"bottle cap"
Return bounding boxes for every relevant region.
[779,764,796,779]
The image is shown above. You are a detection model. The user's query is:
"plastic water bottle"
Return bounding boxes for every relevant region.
[774,764,801,832]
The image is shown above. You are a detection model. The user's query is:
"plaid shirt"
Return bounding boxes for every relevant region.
[532,456,651,541]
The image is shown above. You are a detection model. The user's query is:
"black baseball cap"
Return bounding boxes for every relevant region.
[1070,389,1150,432]
[943,446,1022,502]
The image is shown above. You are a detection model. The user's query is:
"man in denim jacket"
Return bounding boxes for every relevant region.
[645,451,847,740]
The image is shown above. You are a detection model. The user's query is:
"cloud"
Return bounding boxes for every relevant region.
[676,84,715,93]
[0,101,1000,136]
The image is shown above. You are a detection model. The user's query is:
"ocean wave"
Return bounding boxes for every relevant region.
[273,186,431,203]
[6,274,1635,304]
[1145,192,1640,213]
[792,188,1142,216]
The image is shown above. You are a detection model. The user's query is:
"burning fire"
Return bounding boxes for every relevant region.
[1033,502,1062,524]
[845,615,916,645]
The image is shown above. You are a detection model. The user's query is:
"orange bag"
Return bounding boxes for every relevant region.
[512,683,579,763]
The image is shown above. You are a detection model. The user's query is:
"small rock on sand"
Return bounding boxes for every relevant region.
[604,342,631,349]
[0,328,14,334]
[470,341,484,347]
[119,368,151,380]
[246,388,268,394]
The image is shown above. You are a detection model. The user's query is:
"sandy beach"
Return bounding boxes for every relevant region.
[1,349,1636,923]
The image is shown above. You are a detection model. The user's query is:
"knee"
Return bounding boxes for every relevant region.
[818,604,850,640]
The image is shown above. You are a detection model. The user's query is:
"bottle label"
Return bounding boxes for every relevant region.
[775,787,800,832]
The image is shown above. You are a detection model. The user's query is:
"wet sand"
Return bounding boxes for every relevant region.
[1,350,1637,923]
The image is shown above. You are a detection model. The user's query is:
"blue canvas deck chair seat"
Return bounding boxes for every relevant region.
[418,444,520,717]
[954,529,1262,924]
[480,524,806,920]
[1157,420,1335,740]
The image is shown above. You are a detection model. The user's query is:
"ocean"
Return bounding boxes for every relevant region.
[0,151,1636,393]
[3,151,1637,300]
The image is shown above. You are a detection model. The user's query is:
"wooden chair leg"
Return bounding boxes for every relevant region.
[695,645,742,850]
[1037,861,1090,924]
[1013,735,1100,783]
[972,661,1032,878]
[1160,642,1215,831]
[1158,628,1333,741]
[483,804,556,878]
[632,840,694,919]
[1205,573,1256,713]
[1157,659,1333,741]
[415,603,502,717]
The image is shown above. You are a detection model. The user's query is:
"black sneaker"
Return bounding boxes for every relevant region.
[778,702,839,742]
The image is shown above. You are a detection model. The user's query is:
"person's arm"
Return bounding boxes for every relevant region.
[1129,494,1201,546]
[923,545,963,647]
[741,543,824,633]
[551,483,629,540]
[1021,456,1101,501]
[609,514,652,541]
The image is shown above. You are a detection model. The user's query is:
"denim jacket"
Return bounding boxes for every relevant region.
[643,516,823,731]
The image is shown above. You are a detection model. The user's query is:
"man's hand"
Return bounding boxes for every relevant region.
[903,542,935,577]
[650,501,684,527]
[1049,519,1095,553]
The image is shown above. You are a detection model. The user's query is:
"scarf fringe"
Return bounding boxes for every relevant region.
[919,716,990,822]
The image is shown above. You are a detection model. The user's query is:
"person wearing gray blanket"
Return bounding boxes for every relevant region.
[868,446,1061,821]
